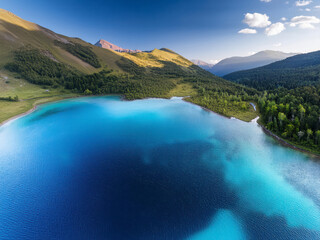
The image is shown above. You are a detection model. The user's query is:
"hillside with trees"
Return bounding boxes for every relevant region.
[4,46,259,111]
[258,86,320,153]
[223,50,320,153]
[224,51,320,90]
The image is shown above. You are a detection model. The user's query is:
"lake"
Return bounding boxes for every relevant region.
[0,96,320,240]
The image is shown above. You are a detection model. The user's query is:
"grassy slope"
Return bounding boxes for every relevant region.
[0,70,78,123]
[185,97,258,122]
[168,81,197,97]
[63,36,124,72]
[0,70,61,98]
[0,95,79,124]
[227,105,257,122]
[117,48,193,68]
[0,9,123,74]
[0,9,195,75]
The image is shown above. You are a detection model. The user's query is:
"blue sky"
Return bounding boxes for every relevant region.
[1,0,320,63]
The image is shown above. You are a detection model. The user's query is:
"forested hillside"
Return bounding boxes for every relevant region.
[258,86,320,153]
[225,51,320,90]
[4,46,258,119]
[224,50,320,153]
[195,51,297,76]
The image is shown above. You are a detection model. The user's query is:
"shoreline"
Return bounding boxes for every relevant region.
[1,94,319,159]
[0,94,125,126]
[258,123,320,159]
[0,94,82,127]
[183,98,320,158]
[182,98,243,122]
[0,105,38,126]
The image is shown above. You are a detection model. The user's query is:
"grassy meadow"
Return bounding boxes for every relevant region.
[0,71,78,123]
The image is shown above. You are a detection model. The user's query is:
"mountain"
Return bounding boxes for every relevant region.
[194,51,297,76]
[95,39,142,53]
[191,59,214,71]
[0,9,125,73]
[0,8,207,77]
[0,8,230,92]
[224,50,320,90]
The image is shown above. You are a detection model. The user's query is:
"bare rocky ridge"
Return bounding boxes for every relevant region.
[191,59,214,71]
[95,39,142,53]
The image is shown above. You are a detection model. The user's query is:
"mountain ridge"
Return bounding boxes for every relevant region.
[190,59,214,71]
[224,50,320,90]
[0,8,203,75]
[95,39,142,53]
[193,50,297,76]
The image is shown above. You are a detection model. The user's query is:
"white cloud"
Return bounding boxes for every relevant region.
[281,17,287,21]
[305,8,311,11]
[273,43,282,47]
[265,22,286,36]
[295,0,312,6]
[315,5,320,8]
[290,15,320,28]
[243,13,271,28]
[238,28,257,34]
[260,0,272,2]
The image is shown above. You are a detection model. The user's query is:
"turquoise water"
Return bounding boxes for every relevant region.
[0,96,320,239]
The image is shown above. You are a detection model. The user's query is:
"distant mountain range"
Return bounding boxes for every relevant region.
[95,39,142,53]
[224,50,320,90]
[190,59,214,71]
[193,50,298,76]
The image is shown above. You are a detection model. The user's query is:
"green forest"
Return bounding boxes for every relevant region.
[225,51,320,90]
[225,67,320,90]
[183,76,259,121]
[258,86,320,153]
[54,40,101,68]
[224,50,320,153]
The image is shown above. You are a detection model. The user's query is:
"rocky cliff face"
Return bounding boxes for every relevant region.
[95,39,142,53]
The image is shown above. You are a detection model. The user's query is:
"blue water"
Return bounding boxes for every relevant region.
[1,96,320,240]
